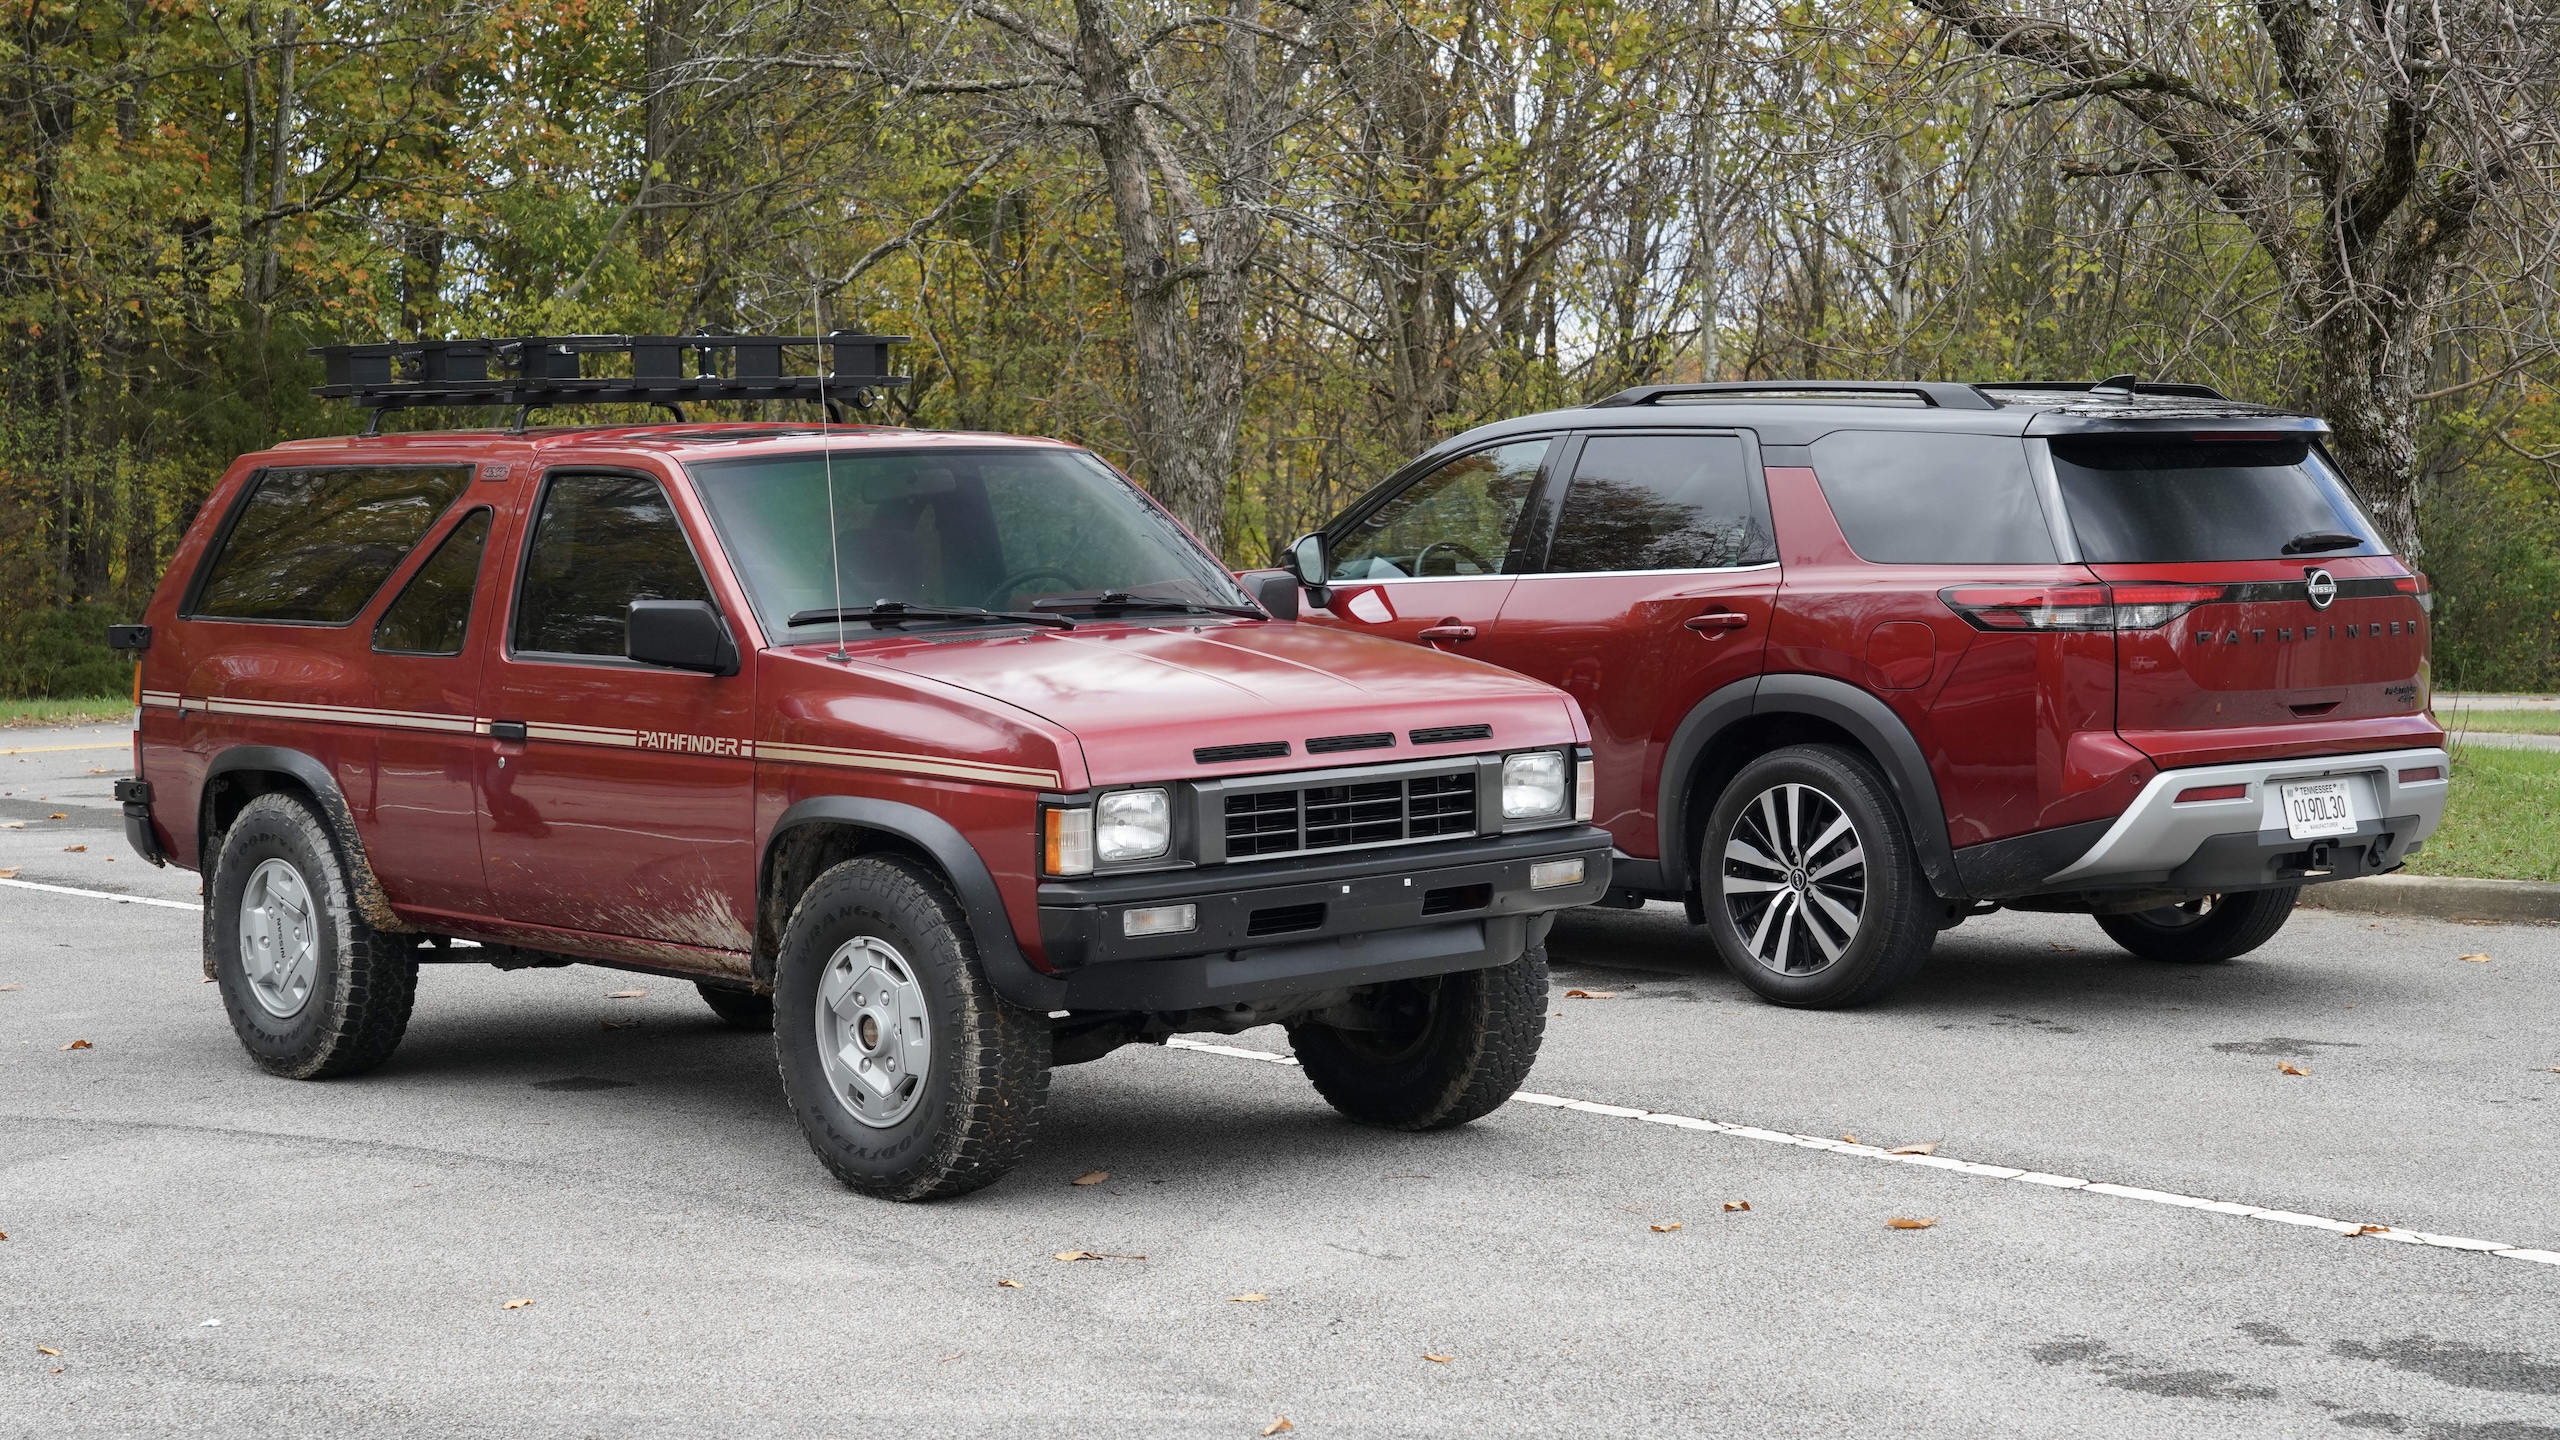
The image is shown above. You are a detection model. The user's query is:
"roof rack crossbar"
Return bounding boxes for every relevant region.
[1976,379,2230,400]
[309,333,910,412]
[1589,380,1997,412]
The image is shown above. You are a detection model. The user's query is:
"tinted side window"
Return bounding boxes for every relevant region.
[1809,431,2055,564]
[1546,434,1770,572]
[1330,440,1548,580]
[514,474,711,657]
[191,466,471,622]
[2049,437,2384,562]
[373,509,492,655]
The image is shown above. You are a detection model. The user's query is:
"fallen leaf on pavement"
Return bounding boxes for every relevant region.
[2048,942,2077,952]
[2459,953,2491,963]
[1055,1251,1096,1261]
[604,989,648,999]
[0,1231,8,1240]
[1071,1170,1109,1186]
[0,870,15,879]
[1650,1222,1681,1233]
[1563,989,1616,999]
[1723,1201,1750,1213]
[61,844,84,853]
[38,1346,60,1356]
[47,813,65,820]
[1888,1142,1939,1156]
[0,983,21,991]
[1263,1419,1295,1436]
[1423,1354,1454,1363]
[2347,1224,2391,1238]
[1840,1134,1859,1144]
[0,821,20,828]
[1227,1292,1269,1303]
[1886,1216,1938,1230]
[58,1040,90,1050]
[2278,1061,2310,1076]
[501,1298,534,1310]
[996,1279,1023,1289]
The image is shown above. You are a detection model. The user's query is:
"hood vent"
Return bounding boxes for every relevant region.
[1408,724,1493,745]
[1306,731,1394,755]
[1195,740,1291,764]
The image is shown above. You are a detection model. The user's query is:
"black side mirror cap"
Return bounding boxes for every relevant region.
[1248,571,1299,621]
[627,600,739,675]
[106,624,151,652]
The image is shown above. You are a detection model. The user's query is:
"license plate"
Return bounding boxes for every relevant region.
[2281,778,2357,840]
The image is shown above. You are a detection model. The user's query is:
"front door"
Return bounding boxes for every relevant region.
[1476,430,1778,850]
[1312,437,1556,655]
[478,469,759,955]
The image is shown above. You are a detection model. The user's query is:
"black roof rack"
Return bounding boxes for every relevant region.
[1589,380,1998,412]
[1975,377,2230,400]
[309,333,909,430]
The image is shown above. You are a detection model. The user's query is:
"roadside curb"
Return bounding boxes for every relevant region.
[2299,873,2560,924]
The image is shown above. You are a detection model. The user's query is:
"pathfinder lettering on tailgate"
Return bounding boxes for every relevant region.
[637,731,746,756]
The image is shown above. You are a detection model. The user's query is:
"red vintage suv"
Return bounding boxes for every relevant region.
[1278,378,2448,1008]
[113,335,1611,1199]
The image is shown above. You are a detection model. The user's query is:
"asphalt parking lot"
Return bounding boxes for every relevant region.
[3,726,2557,1437]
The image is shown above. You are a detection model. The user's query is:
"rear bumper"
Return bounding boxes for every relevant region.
[1036,825,1613,1011]
[2042,746,2448,891]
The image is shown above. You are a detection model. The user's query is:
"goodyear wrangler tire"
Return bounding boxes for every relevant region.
[1286,943,1549,1131]
[1704,744,1938,1009]
[208,792,418,1079]
[2095,888,2299,963]
[773,855,1050,1201]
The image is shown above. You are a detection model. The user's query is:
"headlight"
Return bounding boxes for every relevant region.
[1502,751,1567,820]
[1096,787,1171,863]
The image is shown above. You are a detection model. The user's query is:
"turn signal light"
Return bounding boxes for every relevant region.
[1939,584,2223,633]
[2392,574,2435,613]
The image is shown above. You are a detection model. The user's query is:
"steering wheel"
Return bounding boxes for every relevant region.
[1413,539,1492,577]
[977,567,1084,610]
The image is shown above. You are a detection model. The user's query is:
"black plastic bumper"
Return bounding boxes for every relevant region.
[115,777,165,867]
[2164,816,2421,892]
[1035,825,1613,1012]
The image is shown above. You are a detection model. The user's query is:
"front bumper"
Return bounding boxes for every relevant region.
[1037,825,1613,1011]
[115,777,166,867]
[2042,746,2448,892]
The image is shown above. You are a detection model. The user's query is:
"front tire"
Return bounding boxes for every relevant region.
[208,792,418,1079]
[772,856,1050,1201]
[2096,889,2298,963]
[1703,745,1937,1009]
[1286,943,1549,1130]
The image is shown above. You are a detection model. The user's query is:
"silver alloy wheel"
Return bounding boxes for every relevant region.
[815,935,932,1129]
[1721,782,1867,976]
[238,856,321,1018]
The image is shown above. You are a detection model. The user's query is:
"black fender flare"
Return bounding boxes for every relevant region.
[763,795,1065,1011]
[202,745,410,933]
[1655,674,1961,901]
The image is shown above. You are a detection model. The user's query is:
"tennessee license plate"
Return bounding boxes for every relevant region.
[2281,778,2357,840]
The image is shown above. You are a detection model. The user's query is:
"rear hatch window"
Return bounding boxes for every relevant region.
[2049,435,2381,562]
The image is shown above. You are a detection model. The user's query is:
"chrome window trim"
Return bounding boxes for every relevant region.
[1509,561,1782,582]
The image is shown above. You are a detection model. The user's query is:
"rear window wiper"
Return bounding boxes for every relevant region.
[2281,531,2366,554]
[1029,590,1264,619]
[786,601,1076,631]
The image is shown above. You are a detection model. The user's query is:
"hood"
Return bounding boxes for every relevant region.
[785,619,1586,789]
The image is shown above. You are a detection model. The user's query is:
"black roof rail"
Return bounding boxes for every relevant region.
[1587,380,1998,412]
[309,333,909,430]
[1977,378,2230,400]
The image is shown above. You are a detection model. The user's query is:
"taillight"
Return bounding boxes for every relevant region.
[2393,574,2434,614]
[1938,584,2221,633]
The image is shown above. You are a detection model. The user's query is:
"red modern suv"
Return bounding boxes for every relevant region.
[1278,378,2447,1008]
[113,335,1612,1199]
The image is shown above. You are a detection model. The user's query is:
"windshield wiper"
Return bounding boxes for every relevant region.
[2282,531,2366,555]
[786,601,1076,631]
[1028,590,1265,619]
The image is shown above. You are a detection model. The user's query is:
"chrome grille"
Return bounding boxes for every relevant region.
[1220,769,1480,858]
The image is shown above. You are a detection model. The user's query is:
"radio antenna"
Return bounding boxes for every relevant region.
[814,295,851,663]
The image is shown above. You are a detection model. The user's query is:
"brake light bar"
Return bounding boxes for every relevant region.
[2392,573,2435,614]
[1938,583,2223,633]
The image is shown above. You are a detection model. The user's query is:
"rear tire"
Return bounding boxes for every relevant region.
[772,856,1050,1201]
[1286,943,1549,1131]
[2095,889,2298,963]
[1702,745,1937,1009]
[208,792,418,1079]
[696,981,774,1030]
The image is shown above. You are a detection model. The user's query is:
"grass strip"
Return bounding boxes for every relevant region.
[2404,741,2560,882]
[0,696,129,728]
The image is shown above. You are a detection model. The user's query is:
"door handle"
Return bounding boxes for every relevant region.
[1416,624,1478,643]
[1685,612,1749,633]
[488,720,529,742]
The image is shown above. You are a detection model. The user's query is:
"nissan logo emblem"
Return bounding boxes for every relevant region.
[2305,568,2338,609]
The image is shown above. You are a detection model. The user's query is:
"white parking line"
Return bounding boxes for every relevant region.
[1165,1037,2560,1270]
[1,876,200,911]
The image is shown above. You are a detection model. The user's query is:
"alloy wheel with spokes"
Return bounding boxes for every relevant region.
[1722,781,1867,976]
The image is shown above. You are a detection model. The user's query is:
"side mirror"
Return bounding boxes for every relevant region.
[1282,532,1332,608]
[628,600,739,676]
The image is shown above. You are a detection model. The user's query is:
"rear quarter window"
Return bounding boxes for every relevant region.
[1808,431,2056,564]
[190,465,473,622]
[2048,435,2384,562]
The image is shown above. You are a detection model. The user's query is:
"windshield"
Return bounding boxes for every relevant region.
[2048,435,2387,563]
[685,447,1253,635]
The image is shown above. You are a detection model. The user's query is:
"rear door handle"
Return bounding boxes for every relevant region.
[1685,612,1749,633]
[488,720,529,742]
[1416,625,1478,643]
